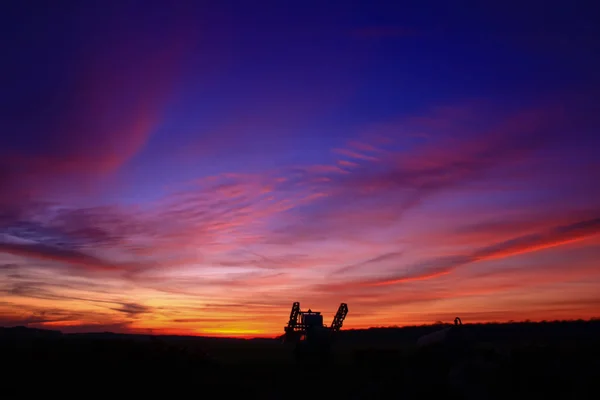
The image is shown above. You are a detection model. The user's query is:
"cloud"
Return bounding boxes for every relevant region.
[0,271,154,331]
[0,5,196,210]
[0,241,126,272]
[473,217,600,261]
[259,101,579,248]
[314,252,600,320]
[113,302,151,317]
[362,216,600,287]
[332,147,379,161]
[1,93,599,334]
[3,101,591,278]
[335,252,404,274]
[2,99,589,273]
[0,305,116,330]
[1,277,117,307]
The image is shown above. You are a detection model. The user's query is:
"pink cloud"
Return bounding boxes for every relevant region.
[0,17,194,208]
[317,215,600,290]
[332,147,380,161]
[2,94,599,334]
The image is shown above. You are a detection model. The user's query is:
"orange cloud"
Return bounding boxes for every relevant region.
[366,216,600,287]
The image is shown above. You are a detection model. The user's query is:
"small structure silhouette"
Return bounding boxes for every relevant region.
[417,316,464,348]
[283,302,348,363]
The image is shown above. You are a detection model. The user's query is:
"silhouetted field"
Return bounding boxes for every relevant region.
[2,320,600,398]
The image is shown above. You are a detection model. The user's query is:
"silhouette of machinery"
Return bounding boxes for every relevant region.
[417,316,465,349]
[283,302,348,362]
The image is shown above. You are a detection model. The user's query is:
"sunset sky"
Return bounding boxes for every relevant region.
[1,1,599,337]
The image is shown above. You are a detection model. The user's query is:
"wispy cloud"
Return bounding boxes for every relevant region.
[318,215,600,290]
[1,94,598,335]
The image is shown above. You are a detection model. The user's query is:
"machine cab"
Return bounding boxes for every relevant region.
[301,309,323,328]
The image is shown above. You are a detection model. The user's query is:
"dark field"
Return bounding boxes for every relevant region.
[2,320,600,398]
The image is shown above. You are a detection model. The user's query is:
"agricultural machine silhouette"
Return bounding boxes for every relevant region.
[283,302,348,362]
[417,317,464,348]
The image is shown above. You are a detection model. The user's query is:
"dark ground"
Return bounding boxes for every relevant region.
[2,320,599,398]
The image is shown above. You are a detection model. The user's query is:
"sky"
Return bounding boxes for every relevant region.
[1,1,599,337]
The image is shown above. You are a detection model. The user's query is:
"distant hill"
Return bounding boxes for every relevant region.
[2,318,599,344]
[335,319,600,346]
[0,325,63,339]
